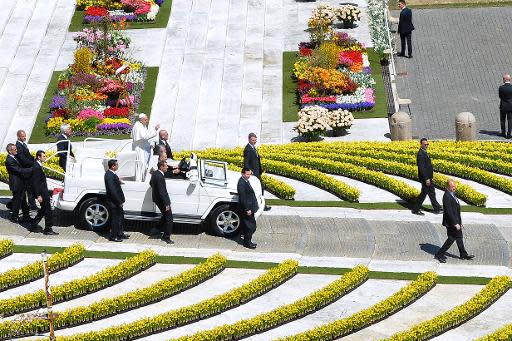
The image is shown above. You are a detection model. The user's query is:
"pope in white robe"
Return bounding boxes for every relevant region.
[131,113,160,181]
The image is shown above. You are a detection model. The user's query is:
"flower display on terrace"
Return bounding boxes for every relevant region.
[77,0,164,24]
[44,20,146,137]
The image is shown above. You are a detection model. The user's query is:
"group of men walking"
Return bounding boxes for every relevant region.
[4,130,57,235]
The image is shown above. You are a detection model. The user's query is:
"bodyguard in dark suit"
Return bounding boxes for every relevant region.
[498,74,512,138]
[16,130,37,210]
[150,160,174,244]
[4,143,32,223]
[153,130,173,159]
[397,0,414,58]
[104,159,128,242]
[237,168,259,249]
[412,138,442,215]
[243,132,270,211]
[434,179,474,263]
[31,151,58,235]
[56,124,75,171]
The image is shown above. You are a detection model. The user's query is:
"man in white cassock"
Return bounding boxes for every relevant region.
[131,113,160,181]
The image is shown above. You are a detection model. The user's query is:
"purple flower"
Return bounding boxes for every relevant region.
[50,95,66,110]
[155,0,164,5]
[303,102,375,111]
[363,66,372,74]
[298,41,316,49]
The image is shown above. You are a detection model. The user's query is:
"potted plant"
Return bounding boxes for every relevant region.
[326,109,354,136]
[294,105,330,141]
[336,5,361,29]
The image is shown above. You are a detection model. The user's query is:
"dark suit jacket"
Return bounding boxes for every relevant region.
[31,162,49,199]
[398,7,414,34]
[15,141,34,168]
[417,148,433,182]
[442,190,462,237]
[499,83,512,112]
[237,177,259,213]
[154,139,173,159]
[150,170,170,207]
[104,170,125,207]
[57,134,74,168]
[5,155,31,192]
[243,144,262,178]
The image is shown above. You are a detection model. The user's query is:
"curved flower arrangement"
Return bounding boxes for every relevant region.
[45,21,146,137]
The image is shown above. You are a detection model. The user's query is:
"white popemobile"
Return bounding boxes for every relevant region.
[48,138,265,237]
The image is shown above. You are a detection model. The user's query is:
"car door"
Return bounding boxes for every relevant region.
[165,177,200,217]
[120,180,155,215]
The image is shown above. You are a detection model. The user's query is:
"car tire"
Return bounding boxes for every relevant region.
[78,197,110,231]
[209,204,242,237]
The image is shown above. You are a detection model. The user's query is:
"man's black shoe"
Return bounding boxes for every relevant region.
[433,209,443,214]
[9,218,19,224]
[243,242,257,249]
[434,254,446,263]
[507,134,512,139]
[412,210,424,215]
[21,217,35,224]
[264,206,271,211]
[397,53,405,57]
[119,233,130,239]
[109,237,122,242]
[43,229,59,236]
[162,237,174,244]
[460,254,475,260]
[407,55,413,58]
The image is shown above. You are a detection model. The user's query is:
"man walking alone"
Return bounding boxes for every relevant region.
[412,138,442,215]
[104,159,128,242]
[498,74,512,138]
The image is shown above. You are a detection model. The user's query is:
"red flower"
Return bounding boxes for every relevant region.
[85,6,109,17]
[103,107,130,117]
[52,109,68,118]
[299,47,312,56]
[301,94,337,104]
[58,80,72,90]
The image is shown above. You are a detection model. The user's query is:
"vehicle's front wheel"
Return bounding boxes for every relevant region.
[78,197,110,231]
[209,204,241,237]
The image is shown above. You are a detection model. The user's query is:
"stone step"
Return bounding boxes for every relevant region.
[2,0,74,148]
[0,0,17,39]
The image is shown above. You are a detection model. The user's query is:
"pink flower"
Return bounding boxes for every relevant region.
[78,108,104,120]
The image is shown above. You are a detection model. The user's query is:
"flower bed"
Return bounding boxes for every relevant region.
[0,240,14,260]
[49,260,298,341]
[44,20,147,138]
[0,244,85,292]
[0,250,156,318]
[0,254,226,339]
[386,276,511,340]
[174,265,369,341]
[77,0,165,24]
[278,271,438,340]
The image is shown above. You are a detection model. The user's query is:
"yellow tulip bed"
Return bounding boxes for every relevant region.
[476,322,512,340]
[0,152,63,184]
[277,272,438,340]
[0,254,227,339]
[173,265,369,341]
[52,260,299,341]
[385,276,511,340]
[0,240,14,259]
[0,243,85,292]
[0,249,156,319]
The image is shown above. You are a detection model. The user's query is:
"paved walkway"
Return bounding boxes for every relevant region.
[392,7,512,140]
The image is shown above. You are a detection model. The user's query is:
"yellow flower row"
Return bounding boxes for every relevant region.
[0,240,13,259]
[53,260,299,340]
[476,322,512,340]
[278,272,438,340]
[174,265,369,340]
[0,244,85,292]
[1,254,227,339]
[196,150,360,202]
[385,276,511,340]
[0,250,156,321]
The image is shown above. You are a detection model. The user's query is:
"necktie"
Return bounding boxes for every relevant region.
[253,145,258,157]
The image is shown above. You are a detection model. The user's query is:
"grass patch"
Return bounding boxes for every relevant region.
[68,0,172,32]
[266,199,512,214]
[388,0,512,9]
[283,51,299,122]
[11,245,493,284]
[282,48,388,122]
[29,67,160,144]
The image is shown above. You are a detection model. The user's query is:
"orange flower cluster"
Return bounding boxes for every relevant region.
[304,67,358,94]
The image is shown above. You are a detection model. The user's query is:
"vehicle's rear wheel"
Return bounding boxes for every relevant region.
[209,204,241,237]
[78,197,110,231]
